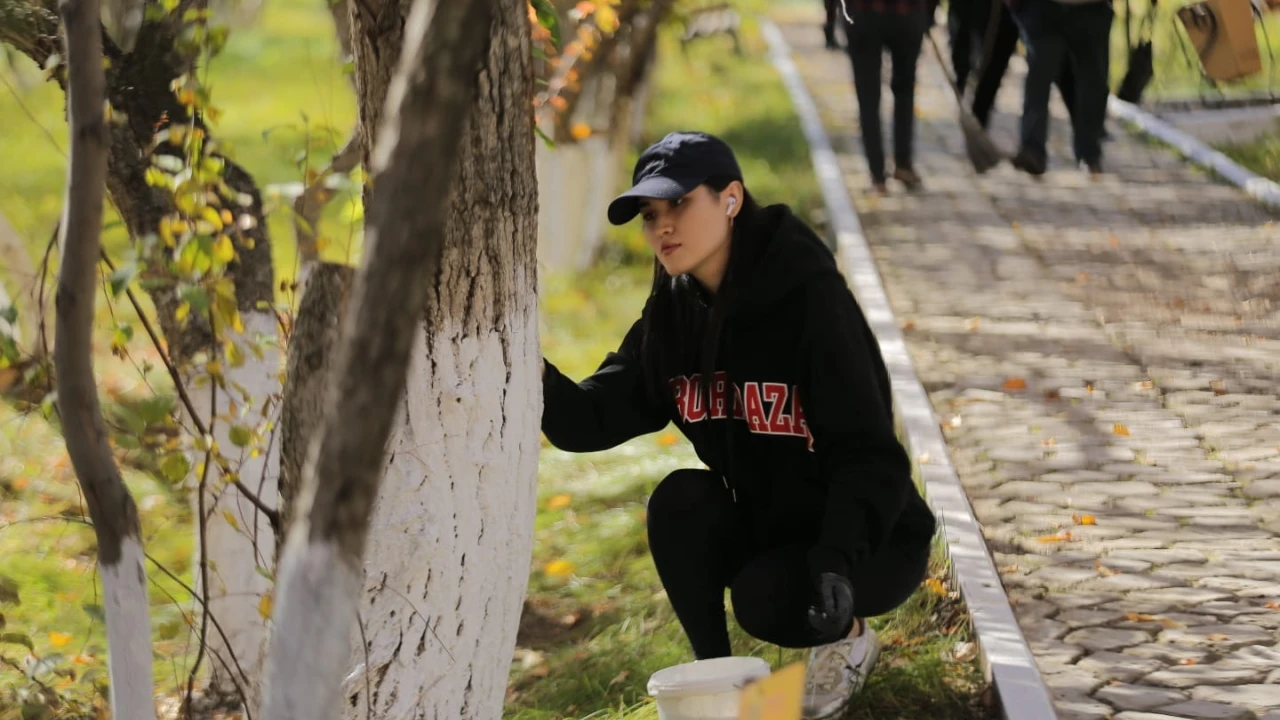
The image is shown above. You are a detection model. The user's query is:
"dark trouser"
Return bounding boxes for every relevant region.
[824,0,839,42]
[844,11,929,182]
[949,0,988,90]
[1015,0,1113,164]
[958,0,1078,128]
[646,469,930,660]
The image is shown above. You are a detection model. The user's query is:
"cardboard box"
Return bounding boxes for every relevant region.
[1177,0,1263,82]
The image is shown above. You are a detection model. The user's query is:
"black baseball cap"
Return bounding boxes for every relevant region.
[607,131,744,226]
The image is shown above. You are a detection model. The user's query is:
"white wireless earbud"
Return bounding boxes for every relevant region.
[726,197,737,217]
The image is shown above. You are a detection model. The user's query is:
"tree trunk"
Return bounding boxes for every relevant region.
[343,0,540,716]
[52,0,155,715]
[259,1,498,717]
[278,261,354,557]
[2,8,282,703]
[190,307,282,709]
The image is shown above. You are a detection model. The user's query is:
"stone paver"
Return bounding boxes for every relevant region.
[780,15,1280,720]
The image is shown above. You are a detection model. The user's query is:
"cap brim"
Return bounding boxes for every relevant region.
[606,176,701,225]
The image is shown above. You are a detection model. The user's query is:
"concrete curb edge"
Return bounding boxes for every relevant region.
[760,19,1059,720]
[1108,96,1280,212]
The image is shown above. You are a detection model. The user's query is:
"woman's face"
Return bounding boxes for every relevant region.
[638,184,739,289]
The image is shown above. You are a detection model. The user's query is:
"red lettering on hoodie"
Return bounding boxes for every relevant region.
[742,382,766,432]
[686,373,708,422]
[763,382,791,433]
[709,371,728,420]
[790,388,813,450]
[669,374,812,451]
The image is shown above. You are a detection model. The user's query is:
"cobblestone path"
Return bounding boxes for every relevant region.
[779,16,1280,720]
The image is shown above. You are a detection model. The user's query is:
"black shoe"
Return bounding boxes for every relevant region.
[892,167,923,191]
[1011,150,1047,176]
[1080,158,1103,177]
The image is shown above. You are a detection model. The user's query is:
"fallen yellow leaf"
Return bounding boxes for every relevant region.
[1002,377,1028,392]
[1073,514,1097,526]
[1126,613,1159,622]
[925,577,947,595]
[48,632,71,648]
[1036,530,1073,543]
[543,560,575,578]
[258,592,273,620]
[1113,424,1130,437]
[546,494,572,510]
[1179,658,1196,665]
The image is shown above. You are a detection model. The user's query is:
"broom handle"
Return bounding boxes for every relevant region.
[924,29,965,103]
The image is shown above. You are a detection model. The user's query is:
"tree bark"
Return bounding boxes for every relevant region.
[259,1,497,717]
[0,0,275,365]
[2,6,283,703]
[343,0,541,716]
[52,0,155,715]
[278,260,353,558]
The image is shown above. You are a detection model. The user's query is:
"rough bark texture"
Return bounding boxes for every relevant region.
[344,0,541,716]
[259,0,497,717]
[278,260,354,557]
[3,4,282,705]
[0,0,275,365]
[348,0,407,180]
[52,0,155,715]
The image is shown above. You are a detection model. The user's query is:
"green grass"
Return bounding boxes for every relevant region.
[0,0,361,296]
[507,18,992,720]
[1,2,993,717]
[1109,0,1280,99]
[1220,129,1280,181]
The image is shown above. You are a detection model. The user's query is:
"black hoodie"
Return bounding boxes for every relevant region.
[541,204,936,576]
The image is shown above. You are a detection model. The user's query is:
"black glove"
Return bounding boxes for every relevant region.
[807,572,855,642]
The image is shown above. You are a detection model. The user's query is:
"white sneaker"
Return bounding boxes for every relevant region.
[802,622,880,720]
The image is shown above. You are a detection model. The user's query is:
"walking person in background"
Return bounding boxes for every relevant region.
[1010,0,1113,175]
[823,0,842,49]
[953,0,1083,132]
[841,0,938,192]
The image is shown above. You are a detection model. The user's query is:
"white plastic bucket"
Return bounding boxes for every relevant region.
[646,656,772,720]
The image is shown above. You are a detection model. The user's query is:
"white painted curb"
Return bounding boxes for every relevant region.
[1108,96,1280,212]
[760,19,1059,720]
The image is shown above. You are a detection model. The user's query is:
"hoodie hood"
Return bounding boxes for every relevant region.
[727,204,844,318]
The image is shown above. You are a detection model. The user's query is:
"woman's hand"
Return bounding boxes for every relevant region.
[808,573,855,642]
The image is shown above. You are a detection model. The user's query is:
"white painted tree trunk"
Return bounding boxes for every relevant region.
[344,290,540,718]
[260,0,505,715]
[188,309,281,703]
[101,537,157,716]
[53,0,156,713]
[341,0,541,712]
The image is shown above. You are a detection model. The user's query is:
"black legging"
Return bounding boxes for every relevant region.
[646,469,930,659]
